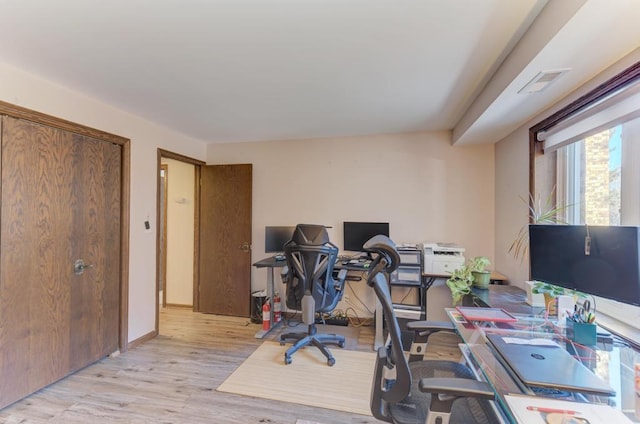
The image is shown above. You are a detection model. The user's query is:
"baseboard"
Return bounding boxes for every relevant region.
[127,329,158,350]
[164,303,193,309]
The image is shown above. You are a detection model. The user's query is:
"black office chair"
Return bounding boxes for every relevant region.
[280,224,348,366]
[363,235,500,424]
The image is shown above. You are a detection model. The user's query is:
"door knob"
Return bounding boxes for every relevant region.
[239,242,250,252]
[74,259,94,275]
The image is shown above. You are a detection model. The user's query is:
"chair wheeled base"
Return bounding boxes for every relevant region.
[280,324,345,366]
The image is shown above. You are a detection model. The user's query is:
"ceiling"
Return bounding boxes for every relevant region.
[0,0,638,146]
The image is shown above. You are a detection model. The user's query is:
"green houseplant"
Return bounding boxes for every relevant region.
[531,281,587,315]
[509,188,570,262]
[531,281,566,298]
[468,256,491,289]
[445,265,474,305]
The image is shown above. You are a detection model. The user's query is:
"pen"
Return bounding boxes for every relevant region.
[526,406,579,415]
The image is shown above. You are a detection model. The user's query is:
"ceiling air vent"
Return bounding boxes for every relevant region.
[518,69,570,94]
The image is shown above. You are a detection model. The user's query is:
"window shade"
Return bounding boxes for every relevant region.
[538,82,640,152]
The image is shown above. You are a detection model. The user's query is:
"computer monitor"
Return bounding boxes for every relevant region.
[529,224,640,306]
[343,221,390,253]
[265,226,295,253]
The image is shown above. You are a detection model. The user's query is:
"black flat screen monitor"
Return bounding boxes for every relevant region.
[265,226,295,253]
[343,221,389,252]
[529,224,640,306]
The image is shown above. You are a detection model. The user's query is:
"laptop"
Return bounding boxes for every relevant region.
[486,333,615,396]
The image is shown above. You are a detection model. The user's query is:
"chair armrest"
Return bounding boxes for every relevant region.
[419,377,495,414]
[419,377,494,399]
[406,321,456,356]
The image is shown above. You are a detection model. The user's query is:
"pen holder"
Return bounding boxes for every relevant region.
[566,318,597,345]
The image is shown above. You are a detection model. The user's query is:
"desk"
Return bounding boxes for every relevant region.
[423,270,508,291]
[334,261,385,350]
[252,256,287,338]
[446,307,640,423]
[252,256,384,350]
[469,284,543,315]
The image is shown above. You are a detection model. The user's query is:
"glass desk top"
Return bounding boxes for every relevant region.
[446,308,640,423]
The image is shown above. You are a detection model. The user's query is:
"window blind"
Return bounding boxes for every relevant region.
[538,82,640,152]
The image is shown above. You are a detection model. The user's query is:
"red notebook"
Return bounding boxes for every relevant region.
[455,306,517,322]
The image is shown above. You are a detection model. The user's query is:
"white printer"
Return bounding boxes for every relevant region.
[422,242,466,274]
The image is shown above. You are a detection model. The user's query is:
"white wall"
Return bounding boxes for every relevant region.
[494,125,531,286]
[0,61,207,342]
[162,158,196,306]
[208,132,495,316]
[494,48,640,289]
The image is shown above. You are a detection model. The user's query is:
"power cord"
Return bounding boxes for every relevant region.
[346,280,376,315]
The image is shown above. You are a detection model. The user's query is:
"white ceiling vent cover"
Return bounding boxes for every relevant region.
[519,69,571,94]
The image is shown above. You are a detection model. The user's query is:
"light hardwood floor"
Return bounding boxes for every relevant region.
[0,308,378,424]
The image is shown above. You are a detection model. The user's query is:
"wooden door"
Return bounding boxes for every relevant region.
[0,116,121,408]
[198,164,252,316]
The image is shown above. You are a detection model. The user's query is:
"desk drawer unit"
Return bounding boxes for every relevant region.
[398,249,421,265]
[390,266,421,286]
[389,245,425,350]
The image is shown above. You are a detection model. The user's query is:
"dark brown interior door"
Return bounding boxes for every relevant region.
[198,164,252,316]
[0,116,120,408]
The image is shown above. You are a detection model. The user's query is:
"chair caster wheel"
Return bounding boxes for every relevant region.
[284,355,292,365]
[338,341,345,348]
[280,341,285,346]
[327,358,336,366]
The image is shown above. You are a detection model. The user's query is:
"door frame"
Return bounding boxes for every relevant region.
[156,149,205,331]
[159,163,168,308]
[0,99,131,353]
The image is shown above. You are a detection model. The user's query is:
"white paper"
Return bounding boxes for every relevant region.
[504,394,634,424]
[502,337,560,347]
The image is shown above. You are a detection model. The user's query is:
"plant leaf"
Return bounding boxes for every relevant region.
[509,186,573,262]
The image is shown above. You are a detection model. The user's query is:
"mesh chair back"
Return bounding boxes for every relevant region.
[283,224,340,312]
[363,236,411,403]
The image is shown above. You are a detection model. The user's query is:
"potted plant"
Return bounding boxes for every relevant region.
[509,188,570,262]
[531,281,587,316]
[445,265,474,305]
[468,256,491,289]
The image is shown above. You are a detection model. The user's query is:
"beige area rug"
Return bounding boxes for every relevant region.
[217,341,375,416]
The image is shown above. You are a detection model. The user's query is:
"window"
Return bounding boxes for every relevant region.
[556,121,640,226]
[531,61,640,339]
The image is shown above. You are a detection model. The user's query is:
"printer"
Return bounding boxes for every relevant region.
[422,242,465,274]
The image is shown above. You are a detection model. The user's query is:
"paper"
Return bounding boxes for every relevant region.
[504,394,634,424]
[502,337,560,347]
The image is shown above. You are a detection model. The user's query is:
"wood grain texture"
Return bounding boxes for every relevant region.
[199,164,252,317]
[0,100,130,355]
[0,117,121,409]
[1,117,75,406]
[0,100,128,146]
[68,132,121,367]
[0,308,378,424]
